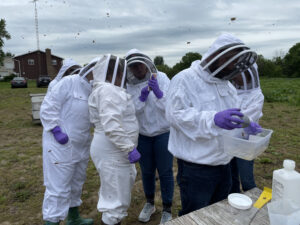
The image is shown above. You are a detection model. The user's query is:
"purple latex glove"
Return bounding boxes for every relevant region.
[128,147,141,163]
[139,86,150,102]
[51,126,69,144]
[214,108,244,130]
[148,76,163,99]
[244,122,262,135]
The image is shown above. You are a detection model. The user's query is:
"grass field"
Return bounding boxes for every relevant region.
[0,78,299,225]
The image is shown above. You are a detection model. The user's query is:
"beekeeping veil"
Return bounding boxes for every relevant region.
[70,67,82,75]
[125,49,157,85]
[55,58,81,81]
[200,33,257,80]
[92,54,127,89]
[231,63,260,93]
[78,57,100,80]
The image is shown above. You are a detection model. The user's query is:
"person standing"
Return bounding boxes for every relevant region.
[40,58,99,225]
[125,49,174,224]
[166,33,261,216]
[89,54,141,225]
[230,63,264,193]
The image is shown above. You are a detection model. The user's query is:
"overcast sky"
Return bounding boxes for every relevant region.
[1,0,300,66]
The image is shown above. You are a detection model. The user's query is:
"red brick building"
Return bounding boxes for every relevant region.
[13,49,63,80]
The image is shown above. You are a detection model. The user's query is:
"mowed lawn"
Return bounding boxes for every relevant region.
[0,78,299,225]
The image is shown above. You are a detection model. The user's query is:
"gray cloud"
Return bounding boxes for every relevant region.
[1,0,300,66]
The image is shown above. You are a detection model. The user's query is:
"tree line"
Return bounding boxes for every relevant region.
[154,43,300,79]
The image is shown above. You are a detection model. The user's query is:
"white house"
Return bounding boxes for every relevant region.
[0,57,16,80]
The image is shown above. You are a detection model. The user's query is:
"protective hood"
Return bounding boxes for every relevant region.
[92,54,127,88]
[70,67,81,75]
[200,33,257,80]
[55,58,81,81]
[79,57,100,79]
[125,49,156,85]
[231,63,260,93]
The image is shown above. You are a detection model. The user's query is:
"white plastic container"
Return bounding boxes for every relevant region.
[267,199,300,225]
[272,160,300,205]
[222,128,273,160]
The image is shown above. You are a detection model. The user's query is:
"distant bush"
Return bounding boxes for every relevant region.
[1,73,16,82]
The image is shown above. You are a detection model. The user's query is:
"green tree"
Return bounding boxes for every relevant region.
[283,43,300,77]
[171,52,202,78]
[5,52,14,57]
[156,64,172,78]
[0,19,11,66]
[256,55,282,77]
[154,56,164,66]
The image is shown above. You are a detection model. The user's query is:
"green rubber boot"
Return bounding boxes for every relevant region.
[66,207,94,225]
[44,221,60,225]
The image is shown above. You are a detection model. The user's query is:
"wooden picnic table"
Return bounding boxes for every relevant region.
[164,187,270,225]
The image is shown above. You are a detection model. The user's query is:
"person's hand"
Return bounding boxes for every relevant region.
[244,122,262,135]
[148,76,163,99]
[214,108,244,130]
[128,148,141,163]
[139,86,150,102]
[51,126,69,144]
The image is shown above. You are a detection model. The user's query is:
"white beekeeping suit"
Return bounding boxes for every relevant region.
[229,63,264,193]
[166,33,257,165]
[40,58,99,223]
[232,63,264,122]
[88,54,139,225]
[166,33,258,215]
[125,49,170,136]
[47,58,81,93]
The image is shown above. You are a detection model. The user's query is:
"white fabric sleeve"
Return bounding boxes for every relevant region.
[240,90,264,123]
[40,78,71,131]
[166,76,221,140]
[153,71,170,111]
[97,87,135,153]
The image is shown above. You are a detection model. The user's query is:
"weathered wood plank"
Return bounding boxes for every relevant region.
[165,188,270,225]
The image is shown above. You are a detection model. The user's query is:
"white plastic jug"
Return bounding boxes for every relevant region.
[268,199,300,225]
[272,159,300,205]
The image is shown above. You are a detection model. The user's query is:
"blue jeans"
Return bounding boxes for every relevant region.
[177,159,232,216]
[138,132,174,207]
[230,157,256,193]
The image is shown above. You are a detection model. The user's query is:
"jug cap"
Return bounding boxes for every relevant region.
[283,159,295,170]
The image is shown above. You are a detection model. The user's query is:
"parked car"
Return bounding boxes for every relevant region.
[37,75,51,87]
[11,77,27,88]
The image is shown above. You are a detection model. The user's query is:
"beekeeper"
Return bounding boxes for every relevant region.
[88,54,140,225]
[230,63,264,193]
[47,58,82,93]
[125,49,174,224]
[40,58,99,225]
[166,33,261,216]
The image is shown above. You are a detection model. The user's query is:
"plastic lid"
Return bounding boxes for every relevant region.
[241,115,251,128]
[283,159,295,170]
[228,193,253,210]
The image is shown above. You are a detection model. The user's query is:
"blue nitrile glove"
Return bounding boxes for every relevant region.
[128,148,141,163]
[51,126,69,144]
[139,86,150,102]
[214,108,244,130]
[148,76,163,99]
[244,122,262,135]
